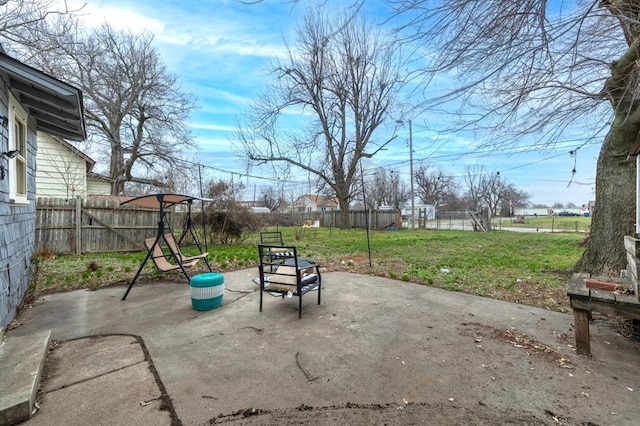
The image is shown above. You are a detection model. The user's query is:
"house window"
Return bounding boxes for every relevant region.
[8,94,28,204]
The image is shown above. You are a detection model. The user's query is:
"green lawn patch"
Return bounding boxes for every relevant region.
[31,227,585,312]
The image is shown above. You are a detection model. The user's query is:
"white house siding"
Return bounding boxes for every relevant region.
[302,197,314,211]
[292,196,313,212]
[87,177,112,196]
[36,132,88,199]
[0,83,37,328]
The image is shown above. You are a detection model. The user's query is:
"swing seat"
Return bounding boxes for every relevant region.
[164,234,209,263]
[145,238,199,272]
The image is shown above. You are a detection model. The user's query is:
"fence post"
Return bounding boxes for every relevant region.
[75,195,82,254]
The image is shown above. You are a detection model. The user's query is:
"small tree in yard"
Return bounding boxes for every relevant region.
[237,9,404,229]
[499,185,531,217]
[367,169,409,209]
[203,180,259,244]
[463,165,529,216]
[260,186,286,212]
[414,164,458,207]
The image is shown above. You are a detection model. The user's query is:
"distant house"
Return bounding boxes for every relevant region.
[292,194,340,212]
[36,132,112,199]
[0,50,85,328]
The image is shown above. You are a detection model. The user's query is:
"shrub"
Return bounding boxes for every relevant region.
[205,209,261,244]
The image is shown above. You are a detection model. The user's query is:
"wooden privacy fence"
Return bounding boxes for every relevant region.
[35,198,402,255]
[306,209,401,229]
[35,197,185,254]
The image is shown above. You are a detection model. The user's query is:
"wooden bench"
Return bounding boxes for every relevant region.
[567,275,640,356]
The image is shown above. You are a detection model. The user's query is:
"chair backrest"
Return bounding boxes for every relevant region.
[260,231,284,245]
[163,233,185,259]
[164,233,209,261]
[144,238,181,272]
[258,244,299,286]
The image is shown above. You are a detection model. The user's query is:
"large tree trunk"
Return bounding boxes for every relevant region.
[110,142,124,195]
[338,198,350,230]
[577,0,640,275]
[575,115,638,275]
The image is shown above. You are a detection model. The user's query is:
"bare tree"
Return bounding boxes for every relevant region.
[205,179,245,209]
[0,1,80,55]
[389,0,640,274]
[203,179,257,244]
[462,165,486,212]
[366,168,409,209]
[236,9,404,228]
[463,166,516,216]
[259,186,285,212]
[27,23,197,194]
[414,164,458,207]
[499,184,531,216]
[440,192,466,211]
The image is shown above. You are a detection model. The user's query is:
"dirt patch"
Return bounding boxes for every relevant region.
[606,316,640,341]
[207,402,578,425]
[458,322,573,367]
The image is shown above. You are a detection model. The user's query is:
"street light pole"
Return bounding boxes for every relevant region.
[409,119,415,229]
[361,160,372,267]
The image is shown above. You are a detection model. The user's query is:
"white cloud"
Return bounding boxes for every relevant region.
[194,136,234,149]
[64,1,289,60]
[191,123,236,132]
[63,1,165,34]
[200,89,251,107]
[209,41,289,59]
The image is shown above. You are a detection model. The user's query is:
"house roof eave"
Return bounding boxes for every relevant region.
[0,52,86,141]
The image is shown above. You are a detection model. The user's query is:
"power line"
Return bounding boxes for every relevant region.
[370,138,601,171]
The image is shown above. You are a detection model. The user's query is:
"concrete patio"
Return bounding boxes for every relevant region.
[2,270,639,425]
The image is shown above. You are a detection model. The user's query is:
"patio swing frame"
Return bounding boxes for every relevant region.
[121,193,212,300]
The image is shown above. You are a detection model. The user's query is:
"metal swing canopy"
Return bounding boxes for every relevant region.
[120,193,207,209]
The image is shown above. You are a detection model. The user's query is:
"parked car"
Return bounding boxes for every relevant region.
[557,211,580,217]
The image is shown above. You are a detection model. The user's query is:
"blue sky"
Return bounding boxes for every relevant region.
[64,0,599,207]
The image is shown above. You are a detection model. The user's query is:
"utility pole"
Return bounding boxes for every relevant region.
[361,159,372,266]
[409,119,415,229]
[396,118,416,229]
